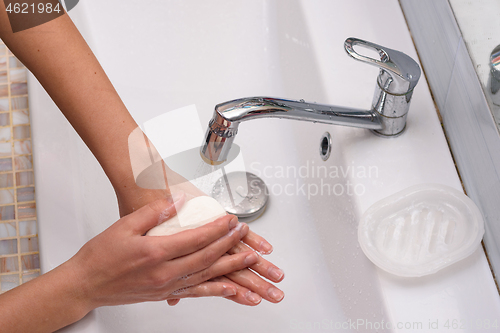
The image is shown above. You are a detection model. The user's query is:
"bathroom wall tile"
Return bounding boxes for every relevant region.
[10,96,27,110]
[0,158,12,171]
[12,110,29,126]
[0,256,19,273]
[0,205,15,220]
[0,99,8,111]
[19,220,36,236]
[17,187,34,202]
[13,125,30,140]
[0,189,14,204]
[20,237,38,253]
[10,83,27,96]
[0,113,9,127]
[21,253,39,271]
[16,171,34,186]
[14,156,32,171]
[9,56,23,68]
[0,173,13,187]
[9,68,26,83]
[0,239,17,255]
[0,71,7,84]
[13,140,31,155]
[22,270,39,283]
[17,203,35,219]
[0,222,16,238]
[0,274,19,291]
[0,43,40,292]
[0,127,11,141]
[0,84,7,98]
[0,142,11,157]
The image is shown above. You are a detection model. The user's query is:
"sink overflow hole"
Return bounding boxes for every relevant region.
[320,132,332,161]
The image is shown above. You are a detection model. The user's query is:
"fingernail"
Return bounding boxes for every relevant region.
[244,252,258,265]
[229,216,238,230]
[222,285,237,297]
[245,291,262,304]
[267,287,284,302]
[268,267,284,281]
[236,222,247,236]
[260,241,273,254]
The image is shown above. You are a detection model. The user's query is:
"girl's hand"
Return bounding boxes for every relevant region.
[115,167,285,306]
[69,199,258,308]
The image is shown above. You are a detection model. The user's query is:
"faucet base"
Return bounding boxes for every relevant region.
[371,123,406,138]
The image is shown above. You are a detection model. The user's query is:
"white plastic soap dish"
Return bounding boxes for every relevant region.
[358,184,485,277]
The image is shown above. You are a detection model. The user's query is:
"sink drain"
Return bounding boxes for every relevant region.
[320,132,332,161]
[211,171,269,222]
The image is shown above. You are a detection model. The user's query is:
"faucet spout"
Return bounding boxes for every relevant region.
[200,38,421,164]
[200,97,382,164]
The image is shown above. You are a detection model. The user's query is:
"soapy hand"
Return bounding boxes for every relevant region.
[116,174,285,306]
[69,199,258,307]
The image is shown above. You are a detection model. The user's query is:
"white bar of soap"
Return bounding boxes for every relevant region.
[146,196,227,236]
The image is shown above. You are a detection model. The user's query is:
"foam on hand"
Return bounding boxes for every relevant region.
[146,196,227,236]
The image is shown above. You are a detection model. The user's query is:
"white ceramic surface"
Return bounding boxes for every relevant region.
[28,1,500,332]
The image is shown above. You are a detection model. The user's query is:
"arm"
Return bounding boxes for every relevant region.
[0,5,137,191]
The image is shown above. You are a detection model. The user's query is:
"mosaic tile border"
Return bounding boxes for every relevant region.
[0,39,40,293]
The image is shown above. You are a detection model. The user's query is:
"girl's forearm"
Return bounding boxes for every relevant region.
[0,8,139,192]
[0,261,91,333]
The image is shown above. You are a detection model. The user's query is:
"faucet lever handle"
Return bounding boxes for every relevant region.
[344,37,421,94]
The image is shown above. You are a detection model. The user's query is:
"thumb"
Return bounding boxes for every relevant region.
[126,193,185,235]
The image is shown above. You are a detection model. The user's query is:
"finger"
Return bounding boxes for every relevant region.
[152,215,239,260]
[168,281,238,299]
[124,195,185,235]
[225,267,285,303]
[211,276,262,306]
[228,242,285,283]
[175,251,258,288]
[241,229,274,254]
[167,299,180,306]
[169,223,250,278]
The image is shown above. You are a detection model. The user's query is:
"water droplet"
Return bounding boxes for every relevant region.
[299,99,305,103]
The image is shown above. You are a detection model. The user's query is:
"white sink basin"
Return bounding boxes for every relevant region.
[28,0,500,332]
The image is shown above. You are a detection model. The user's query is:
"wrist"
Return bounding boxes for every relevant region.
[55,259,97,317]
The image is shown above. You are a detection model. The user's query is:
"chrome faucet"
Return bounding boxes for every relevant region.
[201,37,421,164]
